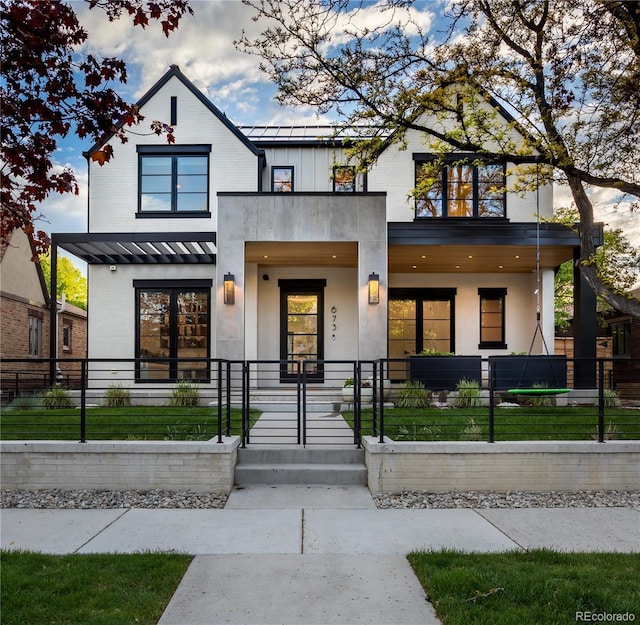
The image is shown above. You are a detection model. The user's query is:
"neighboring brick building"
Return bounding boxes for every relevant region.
[1,229,87,398]
[603,286,640,399]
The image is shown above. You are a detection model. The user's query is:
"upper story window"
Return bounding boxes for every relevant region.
[414,156,506,219]
[138,145,210,215]
[333,166,356,192]
[272,166,294,192]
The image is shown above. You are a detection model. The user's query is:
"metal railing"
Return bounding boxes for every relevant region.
[1,356,638,445]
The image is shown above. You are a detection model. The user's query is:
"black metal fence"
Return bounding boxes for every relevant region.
[1,357,638,445]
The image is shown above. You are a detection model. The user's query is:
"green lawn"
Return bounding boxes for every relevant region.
[0,407,260,440]
[0,551,193,625]
[408,549,640,625]
[346,406,640,441]
[3,550,638,625]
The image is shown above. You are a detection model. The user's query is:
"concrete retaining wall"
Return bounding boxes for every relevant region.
[363,438,640,494]
[1,438,240,494]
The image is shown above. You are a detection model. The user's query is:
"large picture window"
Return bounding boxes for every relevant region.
[135,280,211,381]
[415,157,505,219]
[138,145,210,214]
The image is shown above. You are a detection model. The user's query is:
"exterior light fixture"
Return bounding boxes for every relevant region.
[368,272,380,305]
[223,273,235,305]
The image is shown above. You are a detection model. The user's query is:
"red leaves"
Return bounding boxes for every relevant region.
[1,0,191,255]
[91,145,113,166]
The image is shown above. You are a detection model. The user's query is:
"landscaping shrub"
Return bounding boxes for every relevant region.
[397,380,430,409]
[170,380,200,407]
[454,379,481,408]
[42,386,73,409]
[103,384,131,407]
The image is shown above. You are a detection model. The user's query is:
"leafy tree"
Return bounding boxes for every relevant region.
[553,207,640,328]
[237,0,640,318]
[1,0,193,257]
[39,254,88,311]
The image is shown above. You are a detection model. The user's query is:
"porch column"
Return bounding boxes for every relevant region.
[215,205,246,361]
[359,240,387,361]
[573,250,597,388]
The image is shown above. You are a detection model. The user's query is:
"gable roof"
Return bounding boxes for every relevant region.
[84,65,260,158]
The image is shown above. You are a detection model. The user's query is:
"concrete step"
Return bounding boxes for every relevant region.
[238,447,364,464]
[234,463,367,486]
[235,447,367,486]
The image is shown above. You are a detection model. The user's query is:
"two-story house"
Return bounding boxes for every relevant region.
[51,65,599,388]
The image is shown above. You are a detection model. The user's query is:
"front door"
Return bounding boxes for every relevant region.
[279,279,326,382]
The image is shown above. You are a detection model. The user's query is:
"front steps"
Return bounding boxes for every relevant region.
[235,447,367,486]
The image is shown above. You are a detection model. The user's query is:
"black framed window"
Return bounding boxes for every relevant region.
[333,166,356,192]
[415,156,505,218]
[478,288,507,349]
[388,288,456,356]
[272,166,294,192]
[135,280,211,382]
[610,319,631,357]
[138,145,210,214]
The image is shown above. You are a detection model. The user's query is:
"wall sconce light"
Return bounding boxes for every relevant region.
[223,272,235,305]
[368,272,380,305]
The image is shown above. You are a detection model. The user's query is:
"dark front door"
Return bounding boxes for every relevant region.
[279,280,326,382]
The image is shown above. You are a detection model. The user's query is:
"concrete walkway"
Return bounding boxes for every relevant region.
[2,485,639,625]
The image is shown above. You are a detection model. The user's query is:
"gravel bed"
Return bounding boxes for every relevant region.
[373,490,640,509]
[1,489,228,509]
[2,488,639,509]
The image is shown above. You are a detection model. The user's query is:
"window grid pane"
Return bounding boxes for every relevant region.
[140,155,208,213]
[415,160,505,219]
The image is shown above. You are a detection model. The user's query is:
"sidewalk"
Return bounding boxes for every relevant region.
[2,485,639,625]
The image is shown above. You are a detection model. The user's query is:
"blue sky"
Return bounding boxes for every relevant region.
[39,0,639,273]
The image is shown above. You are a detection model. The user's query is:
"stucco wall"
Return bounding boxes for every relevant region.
[217,193,388,362]
[1,439,240,494]
[364,438,640,493]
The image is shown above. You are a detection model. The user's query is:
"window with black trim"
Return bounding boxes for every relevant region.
[135,280,211,381]
[272,166,294,192]
[138,145,210,214]
[478,288,507,349]
[610,319,631,357]
[415,156,505,218]
[333,166,355,192]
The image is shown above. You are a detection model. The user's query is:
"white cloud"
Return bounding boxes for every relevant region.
[73,0,269,115]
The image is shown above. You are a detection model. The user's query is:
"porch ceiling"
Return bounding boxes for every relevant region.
[388,244,575,273]
[245,241,358,267]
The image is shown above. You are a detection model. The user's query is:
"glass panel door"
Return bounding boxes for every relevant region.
[280,280,325,382]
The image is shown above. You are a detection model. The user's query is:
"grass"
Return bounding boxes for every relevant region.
[1,550,192,625]
[3,550,638,624]
[408,549,640,625]
[345,406,640,441]
[0,406,260,440]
